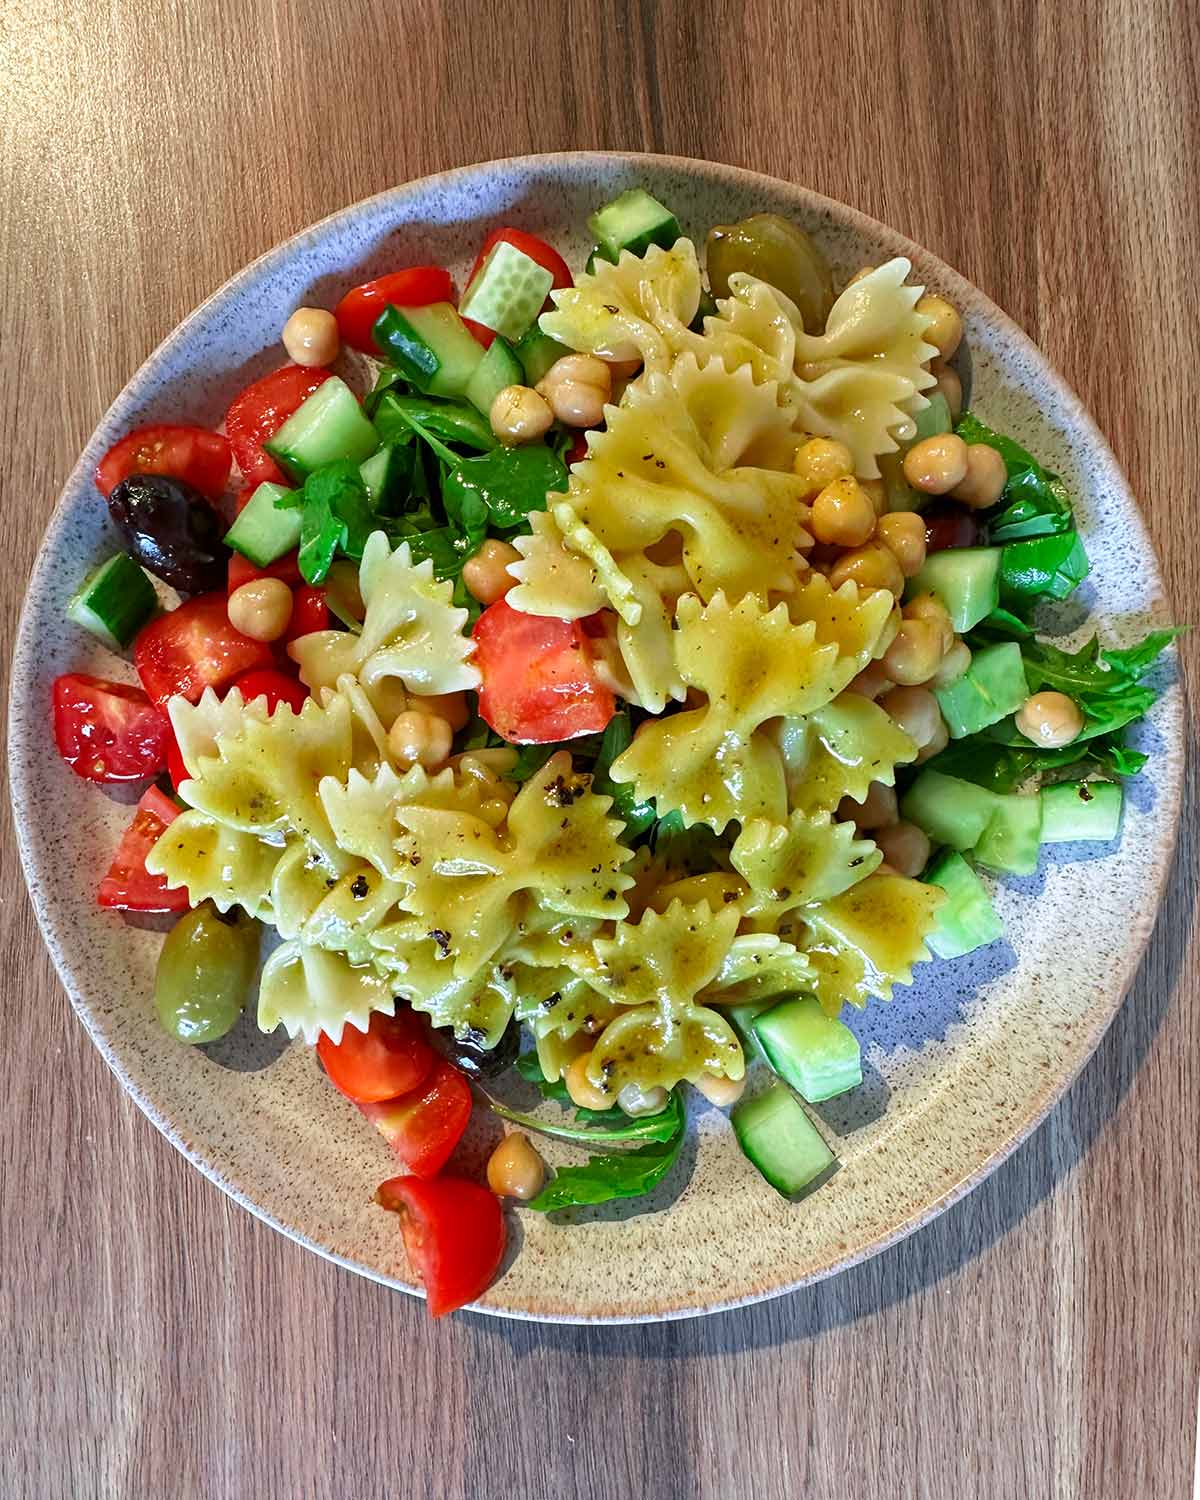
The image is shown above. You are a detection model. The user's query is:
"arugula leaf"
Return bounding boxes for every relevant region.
[955,411,1075,542]
[362,365,413,418]
[525,1131,684,1212]
[505,731,607,784]
[591,710,656,836]
[490,1088,683,1147]
[921,731,1140,794]
[297,505,345,586]
[443,444,568,530]
[373,391,496,452]
[512,1051,682,1135]
[1000,530,1090,605]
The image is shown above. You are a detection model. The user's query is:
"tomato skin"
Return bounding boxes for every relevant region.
[227,551,304,594]
[225,366,331,487]
[53,674,169,783]
[134,594,274,708]
[317,1009,436,1104]
[95,424,231,501]
[359,1058,473,1178]
[463,228,572,349]
[472,599,615,744]
[335,267,455,354]
[923,503,981,553]
[97,785,188,912]
[230,668,308,715]
[163,720,190,790]
[285,585,329,642]
[375,1175,506,1317]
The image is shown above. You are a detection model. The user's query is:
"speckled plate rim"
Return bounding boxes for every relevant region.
[8,152,1184,1323]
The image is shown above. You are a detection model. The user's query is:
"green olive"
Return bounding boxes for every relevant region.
[705,213,835,332]
[155,903,260,1045]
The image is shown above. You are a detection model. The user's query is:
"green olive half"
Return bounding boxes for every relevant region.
[155,902,260,1045]
[705,213,835,332]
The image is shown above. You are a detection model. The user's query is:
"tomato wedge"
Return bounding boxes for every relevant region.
[375,1175,506,1317]
[97,785,188,912]
[334,266,455,354]
[52,674,169,783]
[318,1009,436,1104]
[163,718,189,790]
[225,365,331,488]
[358,1058,472,1178]
[226,551,304,594]
[134,593,274,708]
[472,599,615,743]
[284,585,329,643]
[923,503,981,553]
[462,228,572,348]
[95,424,231,501]
[230,668,308,716]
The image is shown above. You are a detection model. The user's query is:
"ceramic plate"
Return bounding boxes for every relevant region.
[8,153,1182,1322]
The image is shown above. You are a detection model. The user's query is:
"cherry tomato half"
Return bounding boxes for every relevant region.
[334,267,455,355]
[375,1175,506,1318]
[317,1009,436,1103]
[284,585,329,643]
[358,1058,473,1179]
[95,424,231,501]
[97,785,188,913]
[134,594,274,708]
[230,668,308,716]
[227,550,304,594]
[225,366,331,488]
[52,674,169,783]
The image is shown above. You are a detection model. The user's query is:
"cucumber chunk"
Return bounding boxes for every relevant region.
[901,770,1001,851]
[924,850,1004,959]
[732,1083,838,1200]
[1040,779,1123,842]
[974,793,1042,875]
[66,553,158,650]
[752,996,862,1103]
[223,481,300,566]
[514,325,569,387]
[912,390,952,443]
[589,189,681,263]
[372,303,485,398]
[907,546,1003,632]
[458,242,553,342]
[464,337,525,417]
[264,376,379,480]
[934,641,1029,738]
[724,1002,770,1063]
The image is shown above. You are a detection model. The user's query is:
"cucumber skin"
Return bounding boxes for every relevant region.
[373,304,484,399]
[67,554,158,649]
[731,1083,837,1200]
[224,482,300,567]
[465,338,524,417]
[263,377,379,479]
[924,850,1004,959]
[588,189,681,261]
[1040,780,1122,842]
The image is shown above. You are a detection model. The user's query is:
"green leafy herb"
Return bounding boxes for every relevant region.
[276,459,377,584]
[373,391,497,452]
[591,710,656,836]
[525,1131,684,1212]
[490,1087,683,1147]
[443,444,568,530]
[1000,530,1090,605]
[921,731,1142,794]
[362,365,413,418]
[505,731,607,784]
[956,411,1074,542]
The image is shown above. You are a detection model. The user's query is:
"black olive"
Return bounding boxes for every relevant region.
[437,1019,519,1079]
[107,473,230,594]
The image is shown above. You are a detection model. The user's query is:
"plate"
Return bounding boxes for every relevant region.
[8,153,1182,1322]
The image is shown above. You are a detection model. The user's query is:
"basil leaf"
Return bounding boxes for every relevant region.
[955,411,1075,543]
[1000,530,1090,605]
[373,391,496,452]
[525,1130,684,1212]
[443,444,568,530]
[297,507,345,585]
[362,365,414,419]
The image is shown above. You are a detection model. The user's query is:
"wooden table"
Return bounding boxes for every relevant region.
[2,1,1197,1495]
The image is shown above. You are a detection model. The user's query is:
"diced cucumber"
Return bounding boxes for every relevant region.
[372,303,485,398]
[732,1083,838,1200]
[458,242,553,342]
[912,390,952,443]
[924,850,1004,959]
[66,553,158,650]
[901,770,1001,851]
[752,996,862,1103]
[464,337,525,417]
[907,546,1003,632]
[934,641,1029,738]
[514,325,569,387]
[1040,779,1123,842]
[223,481,301,566]
[589,189,681,263]
[357,447,405,510]
[974,793,1042,875]
[725,1002,770,1062]
[263,376,379,481]
[1001,530,1090,602]
[879,451,922,514]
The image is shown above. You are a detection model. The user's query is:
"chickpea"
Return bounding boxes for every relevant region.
[903,592,955,654]
[829,544,905,596]
[1015,691,1084,749]
[536,354,612,428]
[463,538,521,605]
[882,617,945,685]
[881,685,945,751]
[417,690,469,731]
[489,384,554,446]
[934,363,963,422]
[693,1072,746,1108]
[839,779,898,831]
[606,356,643,381]
[915,716,950,764]
[917,294,964,360]
[565,1051,613,1111]
[874,821,932,878]
[387,710,453,770]
[875,511,927,578]
[902,433,969,495]
[953,443,1009,510]
[932,639,972,687]
[281,306,340,367]
[793,436,854,490]
[845,659,895,700]
[487,1133,546,1201]
[618,1082,670,1118]
[227,578,293,642]
[810,477,877,548]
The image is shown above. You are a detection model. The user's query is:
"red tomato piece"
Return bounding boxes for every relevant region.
[463,228,573,349]
[334,266,455,355]
[225,365,331,488]
[358,1058,473,1179]
[134,594,274,708]
[95,424,232,501]
[285,585,329,643]
[923,503,981,553]
[472,599,615,744]
[163,719,190,791]
[227,551,304,594]
[97,785,188,913]
[375,1175,506,1318]
[317,1009,436,1104]
[230,668,308,715]
[52,674,169,783]
[566,433,589,466]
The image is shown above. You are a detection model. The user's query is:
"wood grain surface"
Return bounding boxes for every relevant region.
[2,1,1197,1496]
